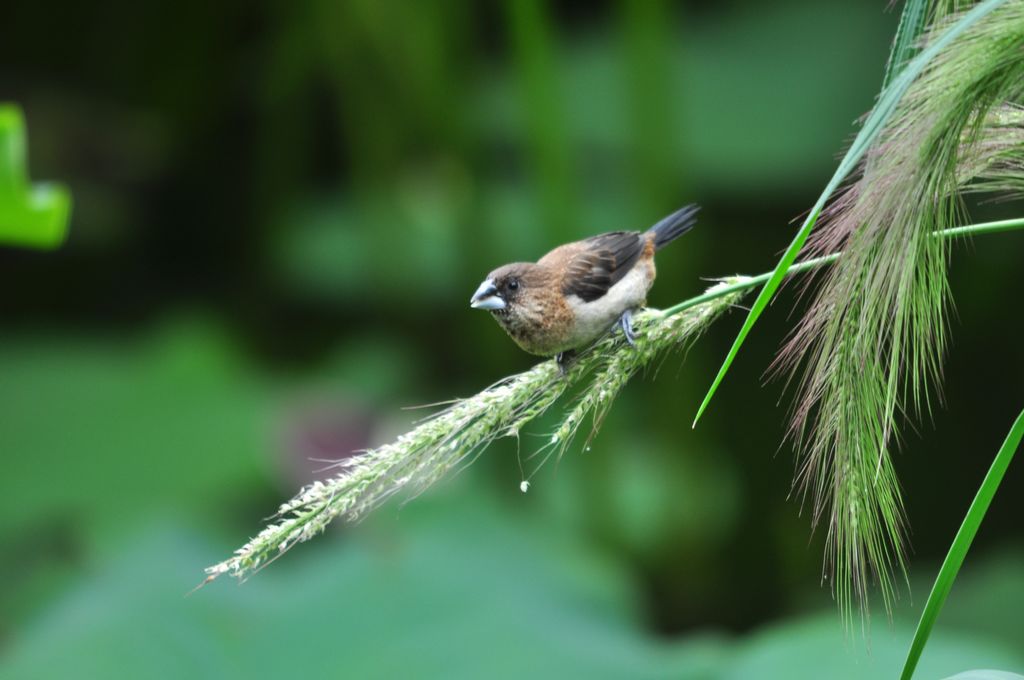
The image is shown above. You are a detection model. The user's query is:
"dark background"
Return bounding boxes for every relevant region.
[1,1,1022,677]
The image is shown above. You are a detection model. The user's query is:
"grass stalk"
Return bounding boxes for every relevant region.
[206,216,1023,584]
[660,217,1024,319]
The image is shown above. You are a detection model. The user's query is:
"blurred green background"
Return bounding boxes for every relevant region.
[2,1,1023,678]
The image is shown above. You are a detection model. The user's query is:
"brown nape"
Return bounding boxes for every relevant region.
[520,265,557,288]
[488,262,554,287]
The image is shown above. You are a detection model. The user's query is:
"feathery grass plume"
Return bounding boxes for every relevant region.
[965,104,1024,194]
[776,1,1024,625]
[545,279,748,463]
[205,281,743,583]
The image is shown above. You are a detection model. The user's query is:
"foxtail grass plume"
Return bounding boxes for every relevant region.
[205,280,744,583]
[776,1,1024,624]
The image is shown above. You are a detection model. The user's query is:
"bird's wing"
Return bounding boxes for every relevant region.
[547,231,645,303]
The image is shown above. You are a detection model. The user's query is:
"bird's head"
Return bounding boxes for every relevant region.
[469,263,539,315]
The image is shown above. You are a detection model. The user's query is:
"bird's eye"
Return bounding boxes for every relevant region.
[508,279,520,291]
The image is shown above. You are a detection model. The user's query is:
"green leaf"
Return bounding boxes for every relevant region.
[0,104,72,249]
[691,0,1009,427]
[901,408,1024,680]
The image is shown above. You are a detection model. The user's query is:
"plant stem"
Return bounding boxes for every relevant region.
[931,216,1024,238]
[659,217,1024,319]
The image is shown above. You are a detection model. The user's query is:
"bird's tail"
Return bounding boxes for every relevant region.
[647,204,700,251]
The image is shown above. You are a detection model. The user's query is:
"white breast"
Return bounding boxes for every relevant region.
[565,264,653,347]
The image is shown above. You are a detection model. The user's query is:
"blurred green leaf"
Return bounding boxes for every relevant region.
[0,104,71,249]
[937,546,1024,651]
[0,497,685,679]
[3,492,1022,679]
[272,185,464,303]
[0,319,274,549]
[505,0,578,240]
[724,614,1022,680]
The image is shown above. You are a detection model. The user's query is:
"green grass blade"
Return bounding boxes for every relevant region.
[883,0,930,89]
[691,0,1008,428]
[900,407,1024,680]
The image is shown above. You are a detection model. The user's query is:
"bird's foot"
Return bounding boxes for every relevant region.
[619,309,637,347]
[555,350,577,376]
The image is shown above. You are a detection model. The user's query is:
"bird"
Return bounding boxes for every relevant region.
[470,204,699,370]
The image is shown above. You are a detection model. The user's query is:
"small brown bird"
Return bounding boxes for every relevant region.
[470,204,699,369]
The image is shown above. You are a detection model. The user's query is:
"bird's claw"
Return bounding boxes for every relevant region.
[555,350,576,376]
[619,309,637,347]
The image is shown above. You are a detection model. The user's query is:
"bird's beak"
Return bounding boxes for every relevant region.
[470,278,506,310]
